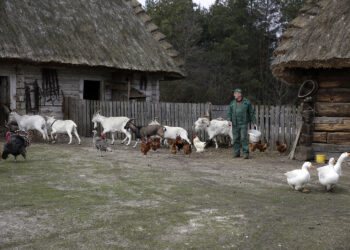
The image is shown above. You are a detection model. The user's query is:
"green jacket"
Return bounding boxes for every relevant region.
[227,98,256,126]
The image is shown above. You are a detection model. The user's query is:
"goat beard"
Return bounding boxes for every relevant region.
[93,122,97,129]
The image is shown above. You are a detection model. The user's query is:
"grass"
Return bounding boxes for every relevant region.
[0,142,349,249]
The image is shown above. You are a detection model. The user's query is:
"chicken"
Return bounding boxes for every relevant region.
[2,134,28,161]
[249,141,260,152]
[175,136,184,151]
[170,143,177,154]
[193,134,206,153]
[92,130,112,157]
[151,137,161,151]
[256,138,269,152]
[141,139,151,155]
[275,140,287,153]
[183,141,192,155]
[167,139,175,147]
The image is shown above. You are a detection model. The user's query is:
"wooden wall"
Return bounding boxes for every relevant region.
[0,63,162,119]
[313,70,350,155]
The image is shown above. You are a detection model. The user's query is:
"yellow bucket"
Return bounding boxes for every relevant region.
[316,155,326,164]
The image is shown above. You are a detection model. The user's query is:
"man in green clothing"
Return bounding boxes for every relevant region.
[227,88,256,159]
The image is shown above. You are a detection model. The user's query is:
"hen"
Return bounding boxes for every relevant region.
[141,139,152,155]
[170,143,177,154]
[183,141,192,155]
[275,140,287,153]
[151,138,161,151]
[193,134,206,153]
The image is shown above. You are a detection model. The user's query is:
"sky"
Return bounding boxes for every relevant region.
[138,0,216,9]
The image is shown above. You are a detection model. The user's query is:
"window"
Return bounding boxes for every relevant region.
[83,80,100,100]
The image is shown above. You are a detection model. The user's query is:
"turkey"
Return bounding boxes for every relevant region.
[92,130,112,157]
[2,132,30,161]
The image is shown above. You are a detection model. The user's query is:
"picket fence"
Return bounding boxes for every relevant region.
[63,97,301,149]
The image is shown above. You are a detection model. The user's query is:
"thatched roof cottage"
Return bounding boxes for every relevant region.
[0,0,184,125]
[272,0,350,159]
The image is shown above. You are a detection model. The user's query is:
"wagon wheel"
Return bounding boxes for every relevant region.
[298,80,318,98]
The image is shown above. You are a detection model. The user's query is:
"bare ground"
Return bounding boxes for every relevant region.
[0,137,349,249]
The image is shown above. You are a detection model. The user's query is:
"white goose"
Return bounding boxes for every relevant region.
[333,152,350,176]
[285,162,314,192]
[318,152,350,192]
[317,157,336,174]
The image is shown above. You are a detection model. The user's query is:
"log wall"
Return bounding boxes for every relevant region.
[312,70,350,155]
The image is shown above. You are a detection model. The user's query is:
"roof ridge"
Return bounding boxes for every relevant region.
[124,0,185,69]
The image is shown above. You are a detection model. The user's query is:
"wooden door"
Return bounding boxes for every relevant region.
[0,76,10,127]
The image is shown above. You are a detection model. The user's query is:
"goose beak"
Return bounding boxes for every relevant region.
[310,164,314,168]
[347,153,350,156]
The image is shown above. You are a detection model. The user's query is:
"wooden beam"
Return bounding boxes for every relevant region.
[313,132,327,143]
[312,143,350,153]
[127,78,131,101]
[318,80,350,88]
[105,85,128,91]
[314,118,350,132]
[314,117,347,124]
[316,88,350,102]
[327,132,350,145]
[315,103,350,117]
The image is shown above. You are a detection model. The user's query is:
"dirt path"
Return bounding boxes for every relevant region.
[0,138,349,249]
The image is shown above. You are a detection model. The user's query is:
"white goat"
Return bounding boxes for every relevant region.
[194,117,233,148]
[8,112,49,140]
[164,126,191,144]
[46,116,81,144]
[148,118,191,145]
[91,111,132,145]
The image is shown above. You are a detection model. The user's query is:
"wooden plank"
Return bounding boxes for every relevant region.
[316,88,350,102]
[265,104,270,145]
[270,105,275,148]
[318,80,350,88]
[281,105,285,143]
[312,143,350,153]
[313,132,327,143]
[314,117,348,124]
[314,119,350,132]
[275,105,280,144]
[286,105,291,146]
[259,104,264,140]
[315,103,350,117]
[327,132,350,145]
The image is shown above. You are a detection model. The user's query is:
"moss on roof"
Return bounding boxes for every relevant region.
[0,0,184,78]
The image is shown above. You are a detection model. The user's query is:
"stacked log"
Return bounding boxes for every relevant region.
[312,71,350,156]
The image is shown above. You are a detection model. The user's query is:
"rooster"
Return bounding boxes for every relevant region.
[151,137,161,151]
[193,134,206,153]
[183,141,192,155]
[92,130,112,157]
[141,139,152,155]
[175,136,185,151]
[275,140,287,153]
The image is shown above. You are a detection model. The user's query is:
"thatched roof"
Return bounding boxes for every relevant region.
[271,0,350,84]
[0,0,184,79]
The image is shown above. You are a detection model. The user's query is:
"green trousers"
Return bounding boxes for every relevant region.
[232,125,249,156]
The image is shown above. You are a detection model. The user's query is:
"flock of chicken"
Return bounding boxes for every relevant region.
[285,152,350,193]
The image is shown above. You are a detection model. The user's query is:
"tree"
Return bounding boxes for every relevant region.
[146,0,305,105]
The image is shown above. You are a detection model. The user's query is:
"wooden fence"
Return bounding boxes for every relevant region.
[64,97,301,149]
